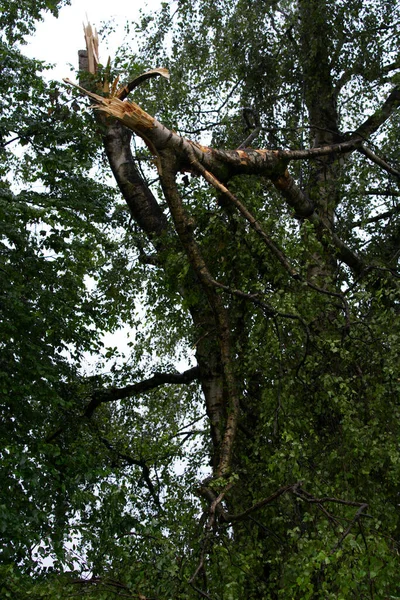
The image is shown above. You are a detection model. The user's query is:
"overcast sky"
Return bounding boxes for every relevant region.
[24,0,162,80]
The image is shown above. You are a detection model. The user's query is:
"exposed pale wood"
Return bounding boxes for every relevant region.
[83,21,99,74]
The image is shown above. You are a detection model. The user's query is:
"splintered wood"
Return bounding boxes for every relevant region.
[62,79,156,134]
[83,22,99,74]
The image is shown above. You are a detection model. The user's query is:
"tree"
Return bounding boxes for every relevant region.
[2,1,400,598]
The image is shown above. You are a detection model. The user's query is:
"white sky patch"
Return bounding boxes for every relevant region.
[23,0,162,79]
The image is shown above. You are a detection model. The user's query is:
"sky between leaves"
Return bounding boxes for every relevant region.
[24,0,162,80]
[19,0,169,375]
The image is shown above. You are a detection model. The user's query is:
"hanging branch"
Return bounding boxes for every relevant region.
[191,478,369,596]
[331,503,370,552]
[158,154,239,477]
[186,148,351,322]
[358,144,400,179]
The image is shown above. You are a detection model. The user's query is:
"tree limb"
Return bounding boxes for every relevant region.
[358,188,400,197]
[331,503,369,552]
[353,85,400,140]
[225,484,298,522]
[100,436,160,507]
[102,119,169,239]
[187,149,363,283]
[63,79,366,274]
[351,204,400,227]
[158,154,239,477]
[358,144,400,179]
[63,78,365,178]
[85,366,200,418]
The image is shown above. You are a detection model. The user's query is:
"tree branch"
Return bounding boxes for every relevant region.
[63,78,366,276]
[358,144,400,179]
[353,85,400,140]
[225,484,298,522]
[102,119,169,239]
[187,149,362,288]
[64,78,364,179]
[85,366,200,418]
[358,188,400,197]
[158,154,239,477]
[100,436,160,507]
[331,503,369,552]
[351,204,400,227]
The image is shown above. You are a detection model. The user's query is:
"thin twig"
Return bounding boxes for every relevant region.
[331,503,369,552]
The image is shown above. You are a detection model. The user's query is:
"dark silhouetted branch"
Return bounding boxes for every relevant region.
[85,366,200,418]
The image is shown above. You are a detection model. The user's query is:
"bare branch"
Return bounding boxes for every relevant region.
[358,188,400,197]
[189,583,214,600]
[279,139,363,160]
[351,204,400,227]
[225,484,298,522]
[294,487,368,508]
[358,144,400,179]
[353,85,400,140]
[85,366,200,418]
[331,503,369,552]
[100,437,160,507]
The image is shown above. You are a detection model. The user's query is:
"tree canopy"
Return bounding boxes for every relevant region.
[1,0,400,598]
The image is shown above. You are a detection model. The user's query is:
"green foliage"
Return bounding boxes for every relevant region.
[1,1,400,599]
[0,0,70,44]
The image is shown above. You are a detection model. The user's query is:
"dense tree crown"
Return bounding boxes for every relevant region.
[1,0,400,598]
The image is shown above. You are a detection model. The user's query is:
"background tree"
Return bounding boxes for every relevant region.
[2,0,400,598]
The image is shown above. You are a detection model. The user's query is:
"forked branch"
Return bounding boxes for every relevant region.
[63,76,367,274]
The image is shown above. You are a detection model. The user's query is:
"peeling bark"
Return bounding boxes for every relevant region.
[102,119,168,238]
